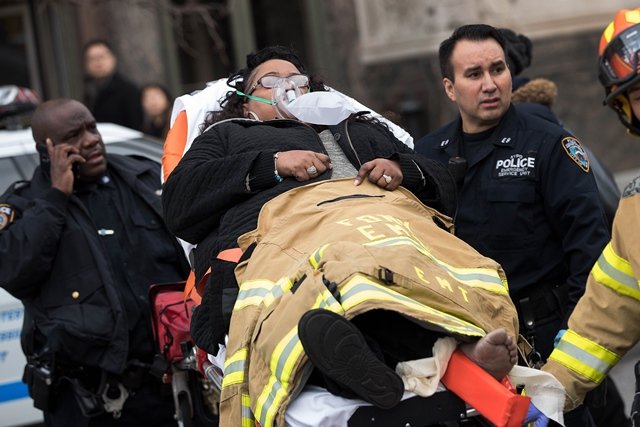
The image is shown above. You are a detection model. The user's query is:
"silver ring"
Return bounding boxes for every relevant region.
[307,165,318,176]
[383,174,392,184]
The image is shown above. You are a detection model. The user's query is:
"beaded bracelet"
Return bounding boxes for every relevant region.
[273,152,283,183]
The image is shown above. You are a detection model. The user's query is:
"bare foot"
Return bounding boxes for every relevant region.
[460,328,517,379]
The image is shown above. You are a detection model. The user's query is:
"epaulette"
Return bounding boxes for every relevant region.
[0,180,30,197]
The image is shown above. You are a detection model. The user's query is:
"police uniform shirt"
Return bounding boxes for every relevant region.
[462,128,494,166]
[414,105,610,312]
[75,171,183,361]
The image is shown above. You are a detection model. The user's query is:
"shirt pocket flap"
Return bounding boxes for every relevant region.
[130,209,162,230]
[487,182,535,203]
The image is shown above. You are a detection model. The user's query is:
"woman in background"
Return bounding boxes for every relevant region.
[141,83,172,139]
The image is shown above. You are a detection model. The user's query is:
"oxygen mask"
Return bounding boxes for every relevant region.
[271,77,305,119]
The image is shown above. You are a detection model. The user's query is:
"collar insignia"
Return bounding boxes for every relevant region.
[561,137,590,173]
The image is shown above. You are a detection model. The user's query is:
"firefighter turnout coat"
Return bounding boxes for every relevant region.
[543,176,640,411]
[219,179,519,427]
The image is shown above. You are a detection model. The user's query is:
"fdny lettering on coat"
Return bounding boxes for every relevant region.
[494,154,536,178]
[414,268,470,303]
[334,214,472,304]
[335,214,414,240]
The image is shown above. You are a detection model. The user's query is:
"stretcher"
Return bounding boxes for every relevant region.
[199,339,557,427]
[162,82,562,427]
[290,350,532,427]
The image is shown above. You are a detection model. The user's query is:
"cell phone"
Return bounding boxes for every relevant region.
[36,143,50,164]
[36,143,80,178]
[72,161,80,179]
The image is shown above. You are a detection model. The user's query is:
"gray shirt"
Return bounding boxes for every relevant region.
[318,129,358,178]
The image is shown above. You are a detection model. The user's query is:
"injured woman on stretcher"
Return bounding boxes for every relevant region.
[200,179,566,426]
[161,46,565,426]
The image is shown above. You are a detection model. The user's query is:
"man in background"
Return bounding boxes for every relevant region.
[83,40,143,131]
[500,28,621,227]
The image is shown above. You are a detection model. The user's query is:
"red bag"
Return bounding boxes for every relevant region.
[149,282,196,363]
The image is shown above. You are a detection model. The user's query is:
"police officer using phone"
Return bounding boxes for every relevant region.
[0,99,189,426]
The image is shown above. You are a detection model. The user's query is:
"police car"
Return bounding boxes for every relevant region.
[0,123,163,427]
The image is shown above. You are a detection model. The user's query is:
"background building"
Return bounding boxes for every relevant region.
[0,0,639,416]
[1,0,639,175]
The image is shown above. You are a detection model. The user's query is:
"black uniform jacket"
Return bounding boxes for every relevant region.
[85,73,143,131]
[515,102,621,227]
[0,155,188,373]
[415,105,610,314]
[163,116,457,283]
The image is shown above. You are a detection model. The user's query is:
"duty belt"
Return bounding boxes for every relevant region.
[55,360,158,419]
[512,282,568,323]
[56,360,154,392]
[512,282,568,368]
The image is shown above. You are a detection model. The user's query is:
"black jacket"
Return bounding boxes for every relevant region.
[163,116,457,351]
[415,105,610,317]
[515,102,621,227]
[163,116,457,281]
[85,73,143,131]
[0,155,188,373]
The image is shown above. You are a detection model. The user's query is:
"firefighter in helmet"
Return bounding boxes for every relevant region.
[542,9,640,424]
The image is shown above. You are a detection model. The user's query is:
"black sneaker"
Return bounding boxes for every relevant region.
[298,309,404,409]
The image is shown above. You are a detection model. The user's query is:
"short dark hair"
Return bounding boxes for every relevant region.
[82,39,115,58]
[141,83,172,104]
[498,28,533,77]
[227,45,317,95]
[439,24,507,81]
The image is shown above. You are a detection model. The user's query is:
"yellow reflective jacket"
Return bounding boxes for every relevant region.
[543,177,640,410]
[220,179,519,427]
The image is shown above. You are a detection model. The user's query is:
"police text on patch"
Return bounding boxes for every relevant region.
[495,155,535,177]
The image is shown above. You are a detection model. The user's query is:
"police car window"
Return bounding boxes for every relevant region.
[0,140,162,193]
[107,139,163,162]
[0,157,25,191]
[0,153,38,191]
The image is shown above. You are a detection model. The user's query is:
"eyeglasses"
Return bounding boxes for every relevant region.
[248,74,309,94]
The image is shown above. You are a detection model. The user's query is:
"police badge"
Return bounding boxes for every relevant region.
[561,137,590,173]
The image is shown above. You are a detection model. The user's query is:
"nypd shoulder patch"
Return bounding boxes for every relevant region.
[561,137,590,172]
[0,204,15,231]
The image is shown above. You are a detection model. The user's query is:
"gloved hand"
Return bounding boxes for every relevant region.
[524,402,550,427]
